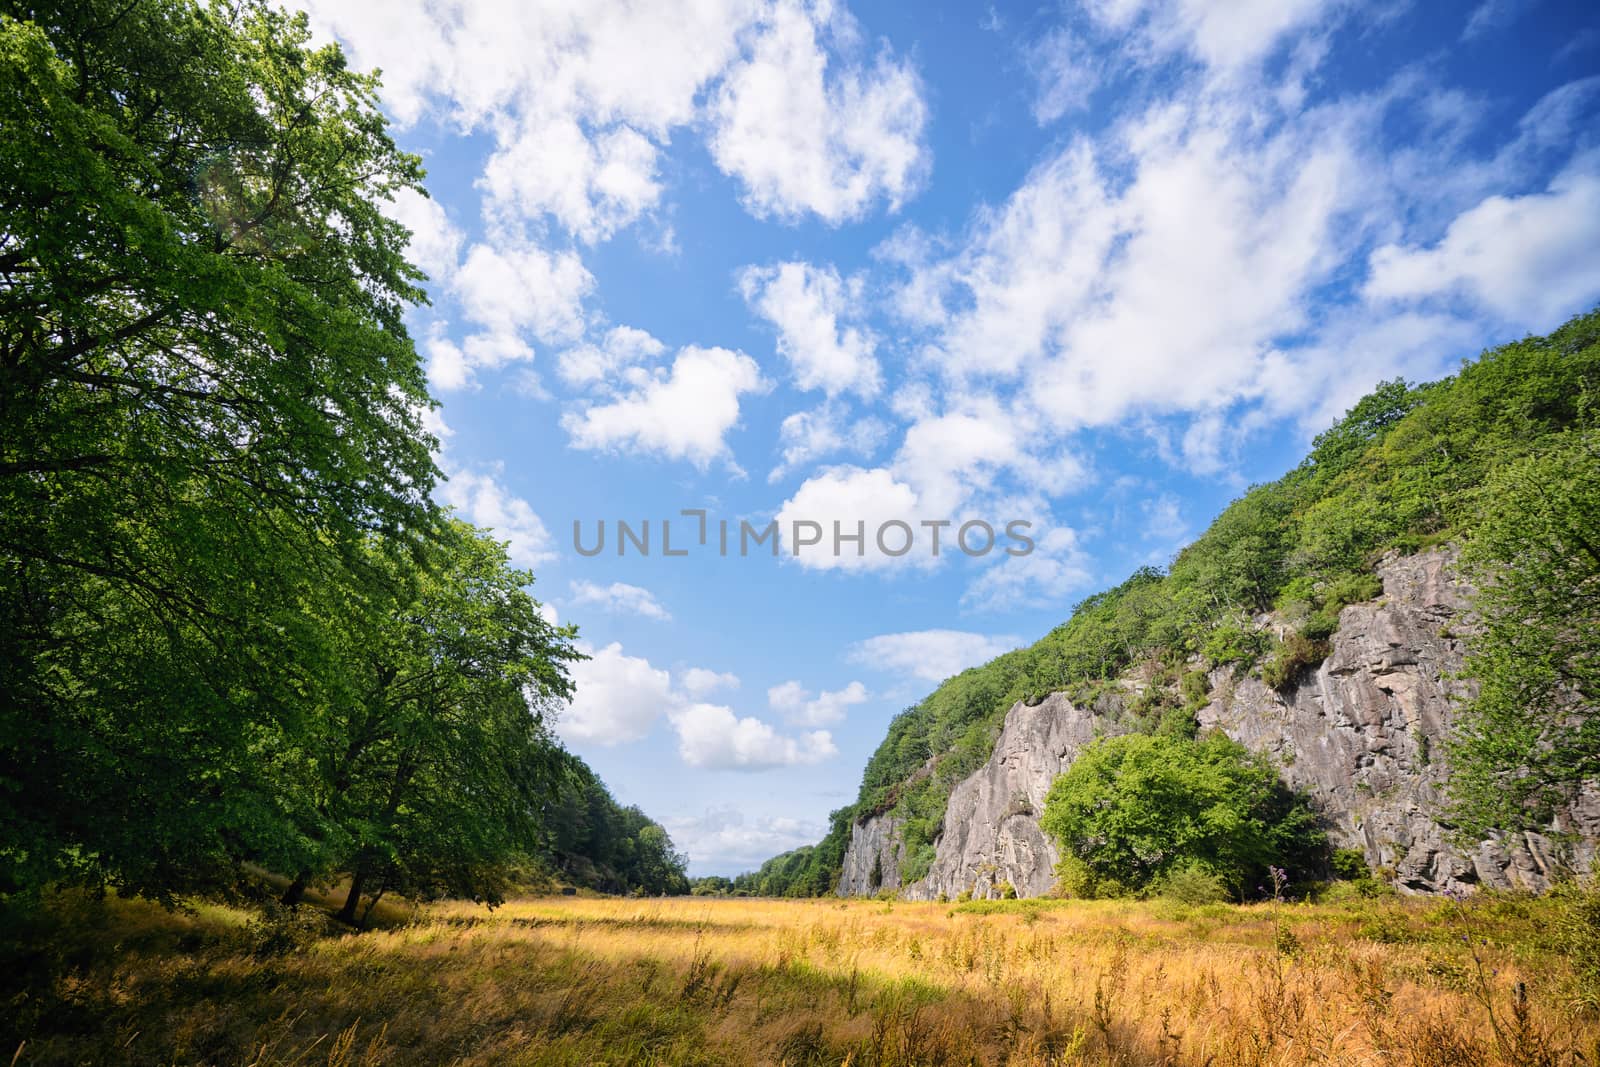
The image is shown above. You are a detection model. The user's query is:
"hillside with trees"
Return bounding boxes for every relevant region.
[747,310,1600,898]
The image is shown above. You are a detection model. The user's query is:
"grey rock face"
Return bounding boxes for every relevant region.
[837,814,904,896]
[839,549,1599,898]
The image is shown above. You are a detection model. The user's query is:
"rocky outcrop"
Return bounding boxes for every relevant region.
[840,549,1600,899]
[837,814,904,896]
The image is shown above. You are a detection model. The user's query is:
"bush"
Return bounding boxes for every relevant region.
[1331,848,1371,881]
[1155,863,1229,905]
[996,880,1017,899]
[1261,631,1331,690]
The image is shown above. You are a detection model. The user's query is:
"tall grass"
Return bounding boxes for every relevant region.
[3,888,1597,1065]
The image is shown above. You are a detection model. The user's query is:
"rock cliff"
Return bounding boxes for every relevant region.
[841,549,1600,899]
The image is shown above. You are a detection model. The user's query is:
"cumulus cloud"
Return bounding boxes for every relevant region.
[1085,0,1348,74]
[769,403,888,483]
[557,325,667,388]
[668,703,838,770]
[1365,163,1600,330]
[680,667,741,697]
[559,641,676,745]
[962,527,1093,613]
[436,465,556,568]
[304,0,928,239]
[740,261,880,397]
[708,0,929,223]
[569,580,672,621]
[382,187,463,283]
[453,242,593,343]
[562,345,767,470]
[663,807,825,874]
[847,630,1022,684]
[767,679,869,726]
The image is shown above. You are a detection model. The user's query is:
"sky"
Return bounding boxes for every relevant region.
[293,0,1600,876]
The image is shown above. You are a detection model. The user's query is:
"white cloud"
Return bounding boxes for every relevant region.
[767,679,868,726]
[569,580,672,621]
[560,641,675,745]
[962,526,1093,613]
[709,0,929,223]
[668,703,838,770]
[680,667,741,697]
[558,325,667,387]
[740,261,880,397]
[305,0,926,240]
[436,465,556,568]
[382,187,463,283]
[1364,163,1600,330]
[481,115,664,243]
[562,345,767,470]
[663,807,824,874]
[454,242,593,342]
[775,465,925,571]
[1026,28,1099,123]
[847,629,1022,684]
[1087,0,1346,74]
[769,403,887,483]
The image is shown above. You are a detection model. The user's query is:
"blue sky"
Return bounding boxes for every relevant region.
[297,0,1600,875]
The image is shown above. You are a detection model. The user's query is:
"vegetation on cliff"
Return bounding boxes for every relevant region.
[754,309,1600,898]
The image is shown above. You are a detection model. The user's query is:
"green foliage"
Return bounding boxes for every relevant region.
[1154,862,1229,905]
[1449,423,1600,836]
[1040,733,1326,899]
[1203,622,1267,667]
[1331,848,1372,881]
[541,754,690,897]
[1260,631,1333,691]
[0,0,681,910]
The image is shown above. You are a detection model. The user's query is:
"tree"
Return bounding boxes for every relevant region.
[0,0,438,896]
[288,521,580,920]
[1039,733,1324,898]
[1450,425,1600,837]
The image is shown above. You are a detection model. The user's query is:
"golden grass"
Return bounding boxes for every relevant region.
[4,888,1596,1066]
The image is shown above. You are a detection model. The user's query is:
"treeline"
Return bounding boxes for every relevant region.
[755,310,1600,898]
[542,754,690,896]
[0,0,685,914]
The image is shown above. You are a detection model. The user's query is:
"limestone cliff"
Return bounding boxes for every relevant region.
[841,549,1600,899]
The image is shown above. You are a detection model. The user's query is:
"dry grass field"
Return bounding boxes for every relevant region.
[4,887,1598,1066]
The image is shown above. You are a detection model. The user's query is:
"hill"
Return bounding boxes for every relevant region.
[744,309,1600,898]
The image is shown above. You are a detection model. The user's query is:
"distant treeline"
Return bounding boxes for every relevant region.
[746,310,1600,899]
[0,0,685,915]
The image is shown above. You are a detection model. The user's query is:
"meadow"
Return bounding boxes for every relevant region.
[4,886,1598,1067]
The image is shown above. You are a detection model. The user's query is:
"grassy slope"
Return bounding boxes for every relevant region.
[4,888,1597,1065]
[743,310,1600,897]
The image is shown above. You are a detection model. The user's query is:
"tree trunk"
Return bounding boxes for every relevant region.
[281,869,309,907]
[337,868,366,925]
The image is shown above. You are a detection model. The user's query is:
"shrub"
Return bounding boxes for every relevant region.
[1331,848,1371,881]
[996,880,1017,899]
[1155,863,1228,905]
[1262,631,1332,690]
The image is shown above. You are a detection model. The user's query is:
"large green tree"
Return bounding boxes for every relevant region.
[295,522,581,921]
[1039,732,1325,899]
[0,0,439,896]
